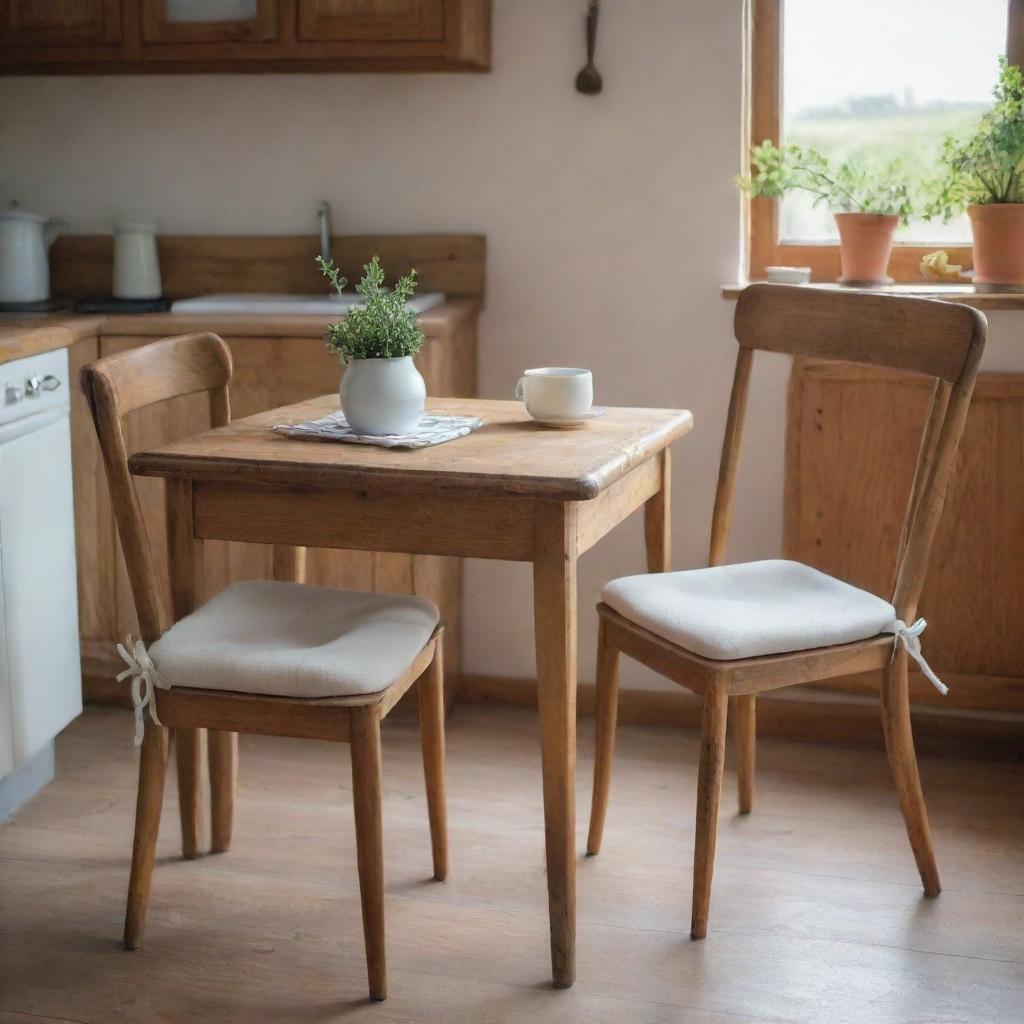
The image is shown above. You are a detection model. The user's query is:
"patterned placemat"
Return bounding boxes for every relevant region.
[272,410,483,449]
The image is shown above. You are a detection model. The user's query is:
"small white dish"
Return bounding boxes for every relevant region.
[531,408,605,429]
[765,265,812,284]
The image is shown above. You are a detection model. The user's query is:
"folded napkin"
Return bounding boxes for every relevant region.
[272,410,483,450]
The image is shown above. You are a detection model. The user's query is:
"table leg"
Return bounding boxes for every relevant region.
[273,545,307,584]
[644,448,672,573]
[532,501,578,989]
[166,478,206,858]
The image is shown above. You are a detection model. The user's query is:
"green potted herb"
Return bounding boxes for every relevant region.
[927,58,1024,288]
[738,142,913,284]
[318,254,426,435]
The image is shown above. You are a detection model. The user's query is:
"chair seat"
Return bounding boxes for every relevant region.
[150,580,440,698]
[601,559,896,662]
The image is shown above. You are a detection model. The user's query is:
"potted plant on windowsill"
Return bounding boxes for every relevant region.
[318,254,427,436]
[738,142,913,285]
[926,58,1024,290]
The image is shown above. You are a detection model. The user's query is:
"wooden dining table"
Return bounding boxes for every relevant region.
[130,394,693,989]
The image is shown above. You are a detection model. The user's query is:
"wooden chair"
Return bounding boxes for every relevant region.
[81,333,448,1001]
[586,284,986,940]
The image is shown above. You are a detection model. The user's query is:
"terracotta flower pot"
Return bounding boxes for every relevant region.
[834,212,899,285]
[968,203,1024,288]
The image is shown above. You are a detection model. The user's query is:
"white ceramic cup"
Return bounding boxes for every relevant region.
[515,367,593,420]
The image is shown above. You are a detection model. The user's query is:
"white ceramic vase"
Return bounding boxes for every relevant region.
[340,356,426,436]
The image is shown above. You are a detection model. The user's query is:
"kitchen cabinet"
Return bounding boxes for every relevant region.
[78,327,473,709]
[0,0,490,72]
[298,0,444,41]
[785,358,1024,714]
[0,0,122,46]
[140,0,278,45]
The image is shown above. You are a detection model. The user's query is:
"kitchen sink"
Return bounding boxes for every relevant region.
[170,292,446,315]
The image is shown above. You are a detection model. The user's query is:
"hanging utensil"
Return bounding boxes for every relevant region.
[575,0,603,95]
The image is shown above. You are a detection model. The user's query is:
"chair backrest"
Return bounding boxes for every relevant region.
[80,333,233,644]
[715,284,987,622]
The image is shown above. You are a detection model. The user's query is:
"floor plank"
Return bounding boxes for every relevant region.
[1,705,1021,1023]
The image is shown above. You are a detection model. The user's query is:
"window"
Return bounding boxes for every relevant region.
[747,0,1021,281]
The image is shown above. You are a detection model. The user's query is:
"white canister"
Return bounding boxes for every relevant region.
[340,356,426,436]
[113,222,162,300]
[0,208,63,303]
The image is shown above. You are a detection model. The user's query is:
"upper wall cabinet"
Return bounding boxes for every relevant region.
[298,0,443,41]
[141,0,279,45]
[0,0,490,72]
[0,0,122,51]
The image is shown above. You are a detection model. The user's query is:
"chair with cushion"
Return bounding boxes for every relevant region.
[586,284,986,940]
[81,333,448,1001]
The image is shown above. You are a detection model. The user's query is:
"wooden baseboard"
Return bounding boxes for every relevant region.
[459,674,1024,762]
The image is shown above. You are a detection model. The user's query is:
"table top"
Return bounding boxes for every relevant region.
[130,396,693,501]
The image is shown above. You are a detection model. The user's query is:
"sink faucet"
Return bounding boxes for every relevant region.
[316,200,333,266]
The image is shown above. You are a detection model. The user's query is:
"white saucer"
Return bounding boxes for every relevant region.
[530,408,605,429]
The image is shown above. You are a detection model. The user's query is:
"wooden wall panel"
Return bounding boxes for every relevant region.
[51,233,486,302]
[785,359,1024,711]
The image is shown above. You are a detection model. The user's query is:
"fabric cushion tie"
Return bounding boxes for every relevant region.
[116,636,170,745]
[884,618,947,695]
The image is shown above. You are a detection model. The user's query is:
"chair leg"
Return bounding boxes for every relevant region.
[881,651,941,897]
[175,727,205,859]
[691,687,728,940]
[587,617,621,856]
[208,731,238,854]
[350,709,387,1001]
[733,694,756,814]
[124,721,169,950]
[417,636,448,882]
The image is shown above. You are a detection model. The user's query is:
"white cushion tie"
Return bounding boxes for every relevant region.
[884,618,948,695]
[115,636,170,746]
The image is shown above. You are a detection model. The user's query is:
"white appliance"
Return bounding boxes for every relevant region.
[0,207,64,304]
[0,348,81,785]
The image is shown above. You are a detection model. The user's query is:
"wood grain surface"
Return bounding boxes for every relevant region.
[130,396,693,501]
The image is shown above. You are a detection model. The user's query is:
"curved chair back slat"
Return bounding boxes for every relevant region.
[714,284,987,623]
[80,333,233,644]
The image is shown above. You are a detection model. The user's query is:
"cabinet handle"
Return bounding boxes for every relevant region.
[24,374,61,397]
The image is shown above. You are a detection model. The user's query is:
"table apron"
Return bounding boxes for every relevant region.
[192,480,539,561]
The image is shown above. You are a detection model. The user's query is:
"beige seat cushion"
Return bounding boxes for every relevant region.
[150,580,439,698]
[601,559,896,661]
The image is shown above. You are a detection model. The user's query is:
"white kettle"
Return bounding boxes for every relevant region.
[0,206,64,304]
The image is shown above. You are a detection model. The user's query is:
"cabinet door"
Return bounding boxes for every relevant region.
[298,0,445,41]
[140,0,277,44]
[0,0,122,46]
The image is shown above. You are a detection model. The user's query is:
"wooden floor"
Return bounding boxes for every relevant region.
[2,704,1023,1024]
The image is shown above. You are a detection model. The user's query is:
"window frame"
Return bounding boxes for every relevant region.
[746,0,1022,282]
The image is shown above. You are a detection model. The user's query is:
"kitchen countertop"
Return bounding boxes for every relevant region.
[0,315,102,365]
[0,299,479,367]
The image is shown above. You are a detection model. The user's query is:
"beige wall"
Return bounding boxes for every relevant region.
[1,0,794,691]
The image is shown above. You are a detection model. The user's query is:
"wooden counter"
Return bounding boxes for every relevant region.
[3,232,484,710]
[3,296,479,712]
[0,315,101,365]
